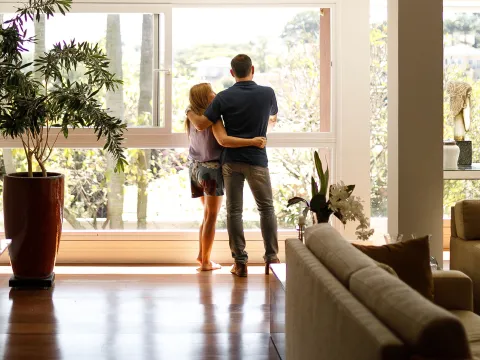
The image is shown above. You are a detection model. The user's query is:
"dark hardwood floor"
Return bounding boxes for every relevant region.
[0,266,280,360]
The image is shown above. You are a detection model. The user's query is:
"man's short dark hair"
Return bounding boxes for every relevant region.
[231,54,252,78]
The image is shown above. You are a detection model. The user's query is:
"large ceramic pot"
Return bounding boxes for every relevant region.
[4,172,64,279]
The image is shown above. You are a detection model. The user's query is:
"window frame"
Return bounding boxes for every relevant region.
[0,2,338,253]
[0,2,335,145]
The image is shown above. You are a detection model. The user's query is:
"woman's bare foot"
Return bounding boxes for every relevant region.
[197,261,222,271]
[196,253,202,265]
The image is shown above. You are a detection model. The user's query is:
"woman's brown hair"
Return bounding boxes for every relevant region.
[185,83,213,134]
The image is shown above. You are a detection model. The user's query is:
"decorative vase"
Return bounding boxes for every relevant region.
[443,140,460,170]
[4,172,64,280]
[456,140,472,166]
[313,208,333,224]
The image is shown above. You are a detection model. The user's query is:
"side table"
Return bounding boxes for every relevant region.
[270,263,286,360]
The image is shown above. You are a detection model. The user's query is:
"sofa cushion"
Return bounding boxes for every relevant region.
[305,223,376,287]
[352,236,434,300]
[455,200,480,240]
[450,237,480,313]
[451,310,480,359]
[350,266,471,360]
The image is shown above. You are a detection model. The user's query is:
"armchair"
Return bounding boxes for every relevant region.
[450,200,480,313]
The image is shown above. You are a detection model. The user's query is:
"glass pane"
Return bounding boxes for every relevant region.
[157,13,166,128]
[370,0,388,220]
[0,12,157,127]
[443,10,480,217]
[444,180,480,216]
[269,148,331,229]
[443,11,480,145]
[0,148,192,231]
[0,148,330,232]
[172,8,328,134]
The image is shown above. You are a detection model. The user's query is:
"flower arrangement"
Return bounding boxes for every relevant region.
[287,151,374,240]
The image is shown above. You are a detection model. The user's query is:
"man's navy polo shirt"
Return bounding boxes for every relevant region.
[204,80,278,167]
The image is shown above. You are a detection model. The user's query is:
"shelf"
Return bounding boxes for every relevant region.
[444,163,480,180]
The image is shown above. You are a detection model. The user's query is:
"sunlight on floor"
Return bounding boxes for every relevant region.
[0,265,267,275]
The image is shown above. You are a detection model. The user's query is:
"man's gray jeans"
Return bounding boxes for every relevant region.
[222,162,279,264]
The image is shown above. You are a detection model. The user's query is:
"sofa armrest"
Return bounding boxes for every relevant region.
[433,270,473,311]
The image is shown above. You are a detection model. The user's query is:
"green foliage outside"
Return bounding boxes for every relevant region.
[370,21,388,217]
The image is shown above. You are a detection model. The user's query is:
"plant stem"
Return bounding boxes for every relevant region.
[35,154,47,177]
[42,78,50,160]
[27,151,33,178]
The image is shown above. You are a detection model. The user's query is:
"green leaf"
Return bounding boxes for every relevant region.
[287,197,309,208]
[322,165,329,197]
[88,88,100,99]
[324,164,329,186]
[311,176,318,197]
[19,62,33,69]
[314,151,327,195]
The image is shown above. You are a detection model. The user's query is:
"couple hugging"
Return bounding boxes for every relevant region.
[186,54,280,277]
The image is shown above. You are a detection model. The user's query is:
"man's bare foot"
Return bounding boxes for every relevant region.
[197,261,222,271]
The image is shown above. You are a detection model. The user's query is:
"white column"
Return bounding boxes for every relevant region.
[388,0,444,264]
[336,0,371,238]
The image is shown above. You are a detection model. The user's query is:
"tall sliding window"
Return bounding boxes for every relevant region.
[0,4,334,239]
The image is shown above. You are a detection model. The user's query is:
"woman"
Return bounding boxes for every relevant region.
[186,83,266,271]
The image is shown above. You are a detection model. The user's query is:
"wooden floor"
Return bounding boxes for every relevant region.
[0,266,280,360]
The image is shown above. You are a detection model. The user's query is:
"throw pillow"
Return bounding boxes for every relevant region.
[352,236,434,300]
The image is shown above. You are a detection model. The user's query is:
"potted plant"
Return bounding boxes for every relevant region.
[287,151,374,241]
[0,0,127,285]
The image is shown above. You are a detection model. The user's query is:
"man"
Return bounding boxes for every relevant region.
[187,54,280,277]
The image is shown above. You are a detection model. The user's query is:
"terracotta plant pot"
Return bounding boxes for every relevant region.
[3,172,64,279]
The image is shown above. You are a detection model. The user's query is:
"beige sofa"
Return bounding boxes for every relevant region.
[451,200,480,314]
[286,224,480,360]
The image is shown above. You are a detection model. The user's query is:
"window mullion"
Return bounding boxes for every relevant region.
[153,14,160,127]
[163,6,173,133]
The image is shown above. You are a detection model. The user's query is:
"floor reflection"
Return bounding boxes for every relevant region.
[3,288,61,360]
[142,289,157,360]
[0,269,279,360]
[198,272,219,358]
[106,292,118,360]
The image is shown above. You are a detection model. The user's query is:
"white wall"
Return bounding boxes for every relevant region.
[335,0,371,239]
[388,0,444,264]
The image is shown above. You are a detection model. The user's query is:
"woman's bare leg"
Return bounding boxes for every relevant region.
[199,195,223,271]
[197,197,205,264]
